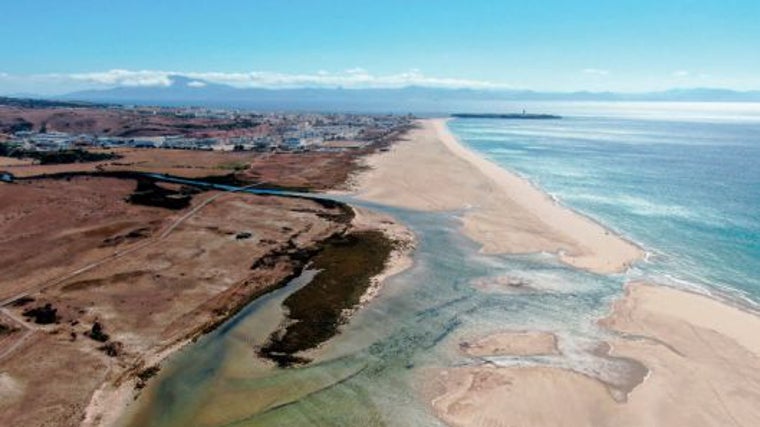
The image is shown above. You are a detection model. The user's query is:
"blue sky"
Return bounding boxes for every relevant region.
[1,0,759,94]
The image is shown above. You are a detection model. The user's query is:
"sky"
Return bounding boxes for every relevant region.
[1,0,759,95]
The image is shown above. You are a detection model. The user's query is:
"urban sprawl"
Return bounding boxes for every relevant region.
[1,106,414,153]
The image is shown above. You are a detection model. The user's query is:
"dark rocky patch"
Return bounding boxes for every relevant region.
[22,303,59,324]
[235,231,252,240]
[86,321,110,342]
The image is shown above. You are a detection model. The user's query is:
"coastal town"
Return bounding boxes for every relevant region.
[0,102,413,155]
[0,97,419,427]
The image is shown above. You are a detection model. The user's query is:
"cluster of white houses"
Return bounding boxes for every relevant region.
[5,113,411,153]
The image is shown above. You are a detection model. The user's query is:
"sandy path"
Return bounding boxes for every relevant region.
[354,119,643,274]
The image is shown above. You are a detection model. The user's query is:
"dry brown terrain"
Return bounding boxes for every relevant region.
[0,156,34,167]
[0,177,172,301]
[239,151,366,190]
[0,105,268,138]
[0,102,411,426]
[0,105,411,426]
[2,149,260,179]
[0,174,359,426]
[3,146,366,191]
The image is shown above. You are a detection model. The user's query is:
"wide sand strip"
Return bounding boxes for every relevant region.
[354,119,642,274]
[431,283,760,426]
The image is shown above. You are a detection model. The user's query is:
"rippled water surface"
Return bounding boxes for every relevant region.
[123,103,760,426]
[449,104,760,303]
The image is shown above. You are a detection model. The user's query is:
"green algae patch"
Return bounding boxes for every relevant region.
[259,230,394,367]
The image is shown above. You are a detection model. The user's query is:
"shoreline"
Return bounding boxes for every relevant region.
[62,117,759,426]
[82,201,414,426]
[350,117,760,425]
[353,118,643,274]
[81,337,193,427]
[351,120,760,425]
[347,206,416,309]
[433,118,648,273]
[429,282,760,426]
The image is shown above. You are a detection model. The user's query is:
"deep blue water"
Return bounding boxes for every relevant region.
[449,105,760,304]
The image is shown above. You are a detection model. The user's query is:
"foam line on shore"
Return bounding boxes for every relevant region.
[353,118,643,274]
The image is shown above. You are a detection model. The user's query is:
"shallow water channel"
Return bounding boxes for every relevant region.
[121,197,632,426]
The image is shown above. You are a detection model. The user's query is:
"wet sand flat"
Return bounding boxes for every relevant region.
[431,283,760,426]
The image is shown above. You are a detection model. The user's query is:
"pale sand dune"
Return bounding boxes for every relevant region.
[354,119,643,274]
[431,283,760,426]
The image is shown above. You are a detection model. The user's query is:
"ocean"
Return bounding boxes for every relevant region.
[122,102,760,426]
[448,102,760,305]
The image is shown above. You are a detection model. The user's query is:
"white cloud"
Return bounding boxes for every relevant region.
[672,70,690,77]
[582,68,610,76]
[68,69,173,87]
[40,68,509,90]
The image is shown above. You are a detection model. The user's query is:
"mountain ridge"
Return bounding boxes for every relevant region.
[50,75,760,112]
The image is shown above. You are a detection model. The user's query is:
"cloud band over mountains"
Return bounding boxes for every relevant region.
[0,68,510,90]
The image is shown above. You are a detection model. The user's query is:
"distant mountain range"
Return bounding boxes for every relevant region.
[52,75,760,112]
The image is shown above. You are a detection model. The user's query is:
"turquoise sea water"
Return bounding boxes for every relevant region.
[448,103,760,305]
[123,103,760,426]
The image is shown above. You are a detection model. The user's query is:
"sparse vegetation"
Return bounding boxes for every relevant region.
[22,303,59,324]
[0,143,120,165]
[86,321,110,342]
[259,230,394,367]
[215,161,249,171]
[0,96,104,109]
[10,296,35,307]
[99,341,123,357]
[135,365,162,389]
[0,322,18,335]
[126,177,197,210]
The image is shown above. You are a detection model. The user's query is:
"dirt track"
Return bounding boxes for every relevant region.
[0,175,353,427]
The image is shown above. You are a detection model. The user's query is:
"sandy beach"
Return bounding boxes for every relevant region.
[354,119,643,274]
[354,118,760,426]
[431,283,760,426]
